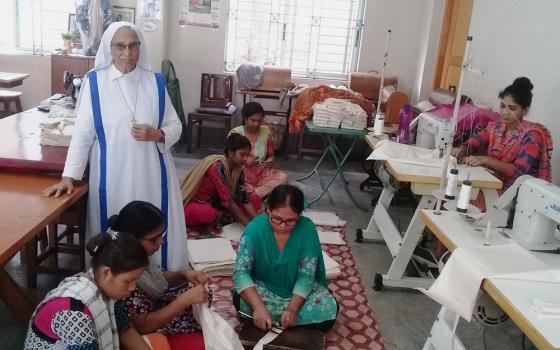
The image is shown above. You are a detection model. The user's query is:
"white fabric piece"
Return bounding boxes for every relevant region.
[236,63,264,90]
[368,139,459,168]
[418,244,548,321]
[63,43,187,269]
[416,100,436,112]
[40,118,75,146]
[94,21,151,70]
[253,330,282,350]
[48,103,77,119]
[317,230,345,245]
[219,223,245,242]
[188,238,236,264]
[192,304,245,350]
[322,250,341,279]
[303,210,346,227]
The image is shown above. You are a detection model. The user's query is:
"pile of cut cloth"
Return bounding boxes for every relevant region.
[312,98,367,130]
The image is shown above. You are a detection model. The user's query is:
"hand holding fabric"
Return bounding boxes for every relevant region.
[177,284,208,307]
[185,269,209,286]
[253,305,272,331]
[280,309,297,328]
[464,156,488,167]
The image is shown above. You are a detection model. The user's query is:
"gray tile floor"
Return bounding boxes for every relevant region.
[0,150,525,349]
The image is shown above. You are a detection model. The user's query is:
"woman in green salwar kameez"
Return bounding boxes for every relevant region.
[233,185,338,331]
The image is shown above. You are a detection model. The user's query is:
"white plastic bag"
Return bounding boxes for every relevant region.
[192,304,245,350]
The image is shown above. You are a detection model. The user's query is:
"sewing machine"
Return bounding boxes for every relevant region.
[415,112,452,150]
[63,70,83,102]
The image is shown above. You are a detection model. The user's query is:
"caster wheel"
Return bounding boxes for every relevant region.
[373,273,384,291]
[355,229,364,243]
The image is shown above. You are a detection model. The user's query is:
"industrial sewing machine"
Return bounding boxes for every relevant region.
[476,175,560,251]
[415,112,452,151]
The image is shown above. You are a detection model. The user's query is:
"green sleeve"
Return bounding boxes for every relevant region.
[233,232,256,293]
[293,218,323,298]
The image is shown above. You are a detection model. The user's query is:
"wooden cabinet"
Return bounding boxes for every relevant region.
[51,54,95,94]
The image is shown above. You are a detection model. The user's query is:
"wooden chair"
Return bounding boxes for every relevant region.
[0,90,23,118]
[186,73,237,152]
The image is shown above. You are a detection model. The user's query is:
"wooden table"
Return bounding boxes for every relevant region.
[0,173,87,324]
[420,210,560,350]
[0,108,68,173]
[0,72,29,88]
[357,137,503,290]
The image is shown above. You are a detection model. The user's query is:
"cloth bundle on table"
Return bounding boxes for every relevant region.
[40,118,75,146]
[289,85,373,132]
[312,98,367,130]
[426,102,499,144]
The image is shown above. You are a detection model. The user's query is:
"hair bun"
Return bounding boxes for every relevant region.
[512,77,533,91]
[107,214,120,231]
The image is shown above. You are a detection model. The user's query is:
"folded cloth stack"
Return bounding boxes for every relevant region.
[312,98,367,130]
[188,238,237,276]
[303,210,347,227]
[322,251,341,279]
[40,117,75,147]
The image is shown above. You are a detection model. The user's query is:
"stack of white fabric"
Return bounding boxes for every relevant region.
[40,117,75,147]
[322,250,341,279]
[312,98,367,130]
[303,210,347,227]
[218,223,244,242]
[188,238,237,277]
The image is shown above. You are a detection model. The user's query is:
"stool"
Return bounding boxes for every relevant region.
[0,90,23,117]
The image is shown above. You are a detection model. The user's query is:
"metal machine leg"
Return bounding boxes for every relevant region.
[423,307,466,350]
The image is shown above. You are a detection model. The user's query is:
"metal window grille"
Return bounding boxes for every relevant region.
[0,0,75,55]
[225,0,365,79]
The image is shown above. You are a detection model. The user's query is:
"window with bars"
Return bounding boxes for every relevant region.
[0,0,76,55]
[225,0,365,80]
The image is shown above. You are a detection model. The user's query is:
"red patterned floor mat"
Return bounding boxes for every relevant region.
[190,229,385,349]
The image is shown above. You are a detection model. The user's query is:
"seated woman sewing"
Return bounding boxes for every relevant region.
[451,77,552,189]
[233,185,338,331]
[229,102,288,198]
[181,133,260,231]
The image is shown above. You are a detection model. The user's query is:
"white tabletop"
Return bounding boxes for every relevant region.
[0,72,29,83]
[421,210,560,350]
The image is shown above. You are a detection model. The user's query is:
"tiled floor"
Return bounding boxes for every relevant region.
[0,149,524,349]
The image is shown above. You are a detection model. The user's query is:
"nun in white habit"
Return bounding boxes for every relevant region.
[43,22,188,270]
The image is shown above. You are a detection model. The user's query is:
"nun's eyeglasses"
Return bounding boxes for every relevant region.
[111,41,141,52]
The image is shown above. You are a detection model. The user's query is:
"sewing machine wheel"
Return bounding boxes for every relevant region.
[373,273,384,291]
[473,292,509,326]
[355,229,364,243]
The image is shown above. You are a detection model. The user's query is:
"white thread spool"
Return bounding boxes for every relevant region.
[444,168,459,200]
[456,179,472,213]
[373,112,385,136]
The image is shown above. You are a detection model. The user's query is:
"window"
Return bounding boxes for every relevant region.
[225,0,365,80]
[0,0,76,55]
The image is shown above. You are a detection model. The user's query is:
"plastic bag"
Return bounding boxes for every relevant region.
[192,304,244,350]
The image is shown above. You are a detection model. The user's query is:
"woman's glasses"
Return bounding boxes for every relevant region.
[142,230,167,244]
[269,215,299,227]
[111,41,141,52]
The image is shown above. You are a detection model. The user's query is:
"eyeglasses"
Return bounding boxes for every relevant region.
[142,230,167,244]
[111,41,141,52]
[269,215,299,227]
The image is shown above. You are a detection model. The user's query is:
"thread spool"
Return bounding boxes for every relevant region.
[456,179,472,213]
[445,168,459,200]
[373,112,385,136]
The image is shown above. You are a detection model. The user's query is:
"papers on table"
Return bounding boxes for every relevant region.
[303,210,347,228]
[322,250,341,279]
[188,238,236,276]
[219,222,244,242]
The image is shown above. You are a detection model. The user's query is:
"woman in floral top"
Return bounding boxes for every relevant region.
[451,77,552,189]
[233,185,337,331]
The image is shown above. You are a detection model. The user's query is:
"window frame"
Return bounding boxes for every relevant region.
[224,0,366,80]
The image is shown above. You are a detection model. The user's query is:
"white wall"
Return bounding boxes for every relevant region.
[357,0,427,97]
[0,54,50,110]
[464,0,560,183]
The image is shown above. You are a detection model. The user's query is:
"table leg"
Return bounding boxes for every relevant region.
[423,306,465,350]
[357,185,396,241]
[296,142,330,182]
[0,268,34,324]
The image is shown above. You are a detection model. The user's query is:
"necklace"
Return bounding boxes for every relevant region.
[116,78,140,123]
